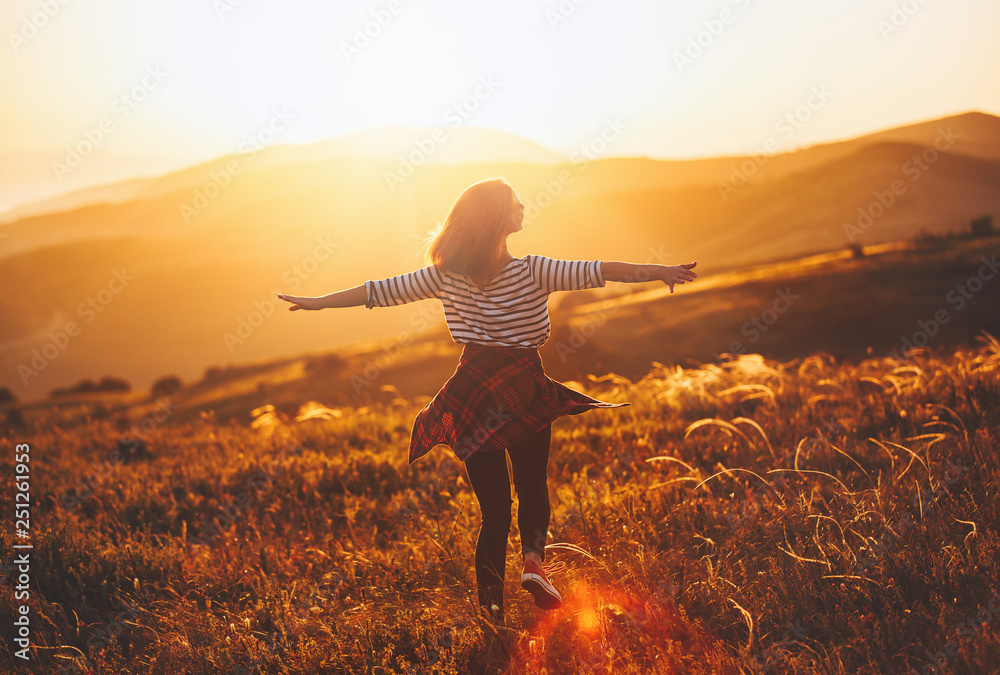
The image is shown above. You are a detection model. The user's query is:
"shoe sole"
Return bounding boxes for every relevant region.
[521,572,563,609]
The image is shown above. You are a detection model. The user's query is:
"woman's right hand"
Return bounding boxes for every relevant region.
[277,293,323,311]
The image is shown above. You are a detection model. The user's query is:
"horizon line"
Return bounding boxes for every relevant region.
[1,107,995,220]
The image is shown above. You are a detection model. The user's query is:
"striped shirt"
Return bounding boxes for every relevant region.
[364,255,606,348]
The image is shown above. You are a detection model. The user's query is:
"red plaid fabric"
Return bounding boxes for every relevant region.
[408,342,631,465]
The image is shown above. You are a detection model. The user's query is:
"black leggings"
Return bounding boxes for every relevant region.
[463,422,552,617]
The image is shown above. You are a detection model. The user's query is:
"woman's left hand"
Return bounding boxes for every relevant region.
[277,293,323,311]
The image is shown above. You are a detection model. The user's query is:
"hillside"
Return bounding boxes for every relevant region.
[7,234,997,433]
[0,113,997,400]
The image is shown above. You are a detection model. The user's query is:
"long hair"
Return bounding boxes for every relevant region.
[419,178,515,291]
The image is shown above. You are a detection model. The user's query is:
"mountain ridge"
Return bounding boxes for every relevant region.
[0,112,996,398]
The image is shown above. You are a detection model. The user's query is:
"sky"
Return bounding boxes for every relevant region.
[2,0,999,208]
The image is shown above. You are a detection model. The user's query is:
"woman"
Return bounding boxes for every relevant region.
[277,177,697,627]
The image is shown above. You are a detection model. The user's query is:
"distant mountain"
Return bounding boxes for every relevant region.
[251,125,568,167]
[805,111,1000,162]
[0,126,566,225]
[0,175,155,226]
[5,112,996,227]
[0,150,190,223]
[716,110,1000,187]
[542,139,1000,272]
[0,112,997,400]
[601,111,1000,195]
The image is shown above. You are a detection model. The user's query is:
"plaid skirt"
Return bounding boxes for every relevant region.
[407,342,631,465]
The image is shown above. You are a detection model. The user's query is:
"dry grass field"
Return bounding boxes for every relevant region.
[2,325,998,672]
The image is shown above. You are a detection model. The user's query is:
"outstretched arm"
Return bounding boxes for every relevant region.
[277,284,367,311]
[603,260,697,293]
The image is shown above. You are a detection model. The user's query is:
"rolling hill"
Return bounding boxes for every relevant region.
[0,113,997,401]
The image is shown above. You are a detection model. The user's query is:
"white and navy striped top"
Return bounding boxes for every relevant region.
[365,255,606,348]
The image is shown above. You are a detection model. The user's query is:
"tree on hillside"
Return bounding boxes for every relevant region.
[96,376,130,392]
[49,376,131,397]
[151,375,184,398]
[306,353,348,375]
[971,214,994,237]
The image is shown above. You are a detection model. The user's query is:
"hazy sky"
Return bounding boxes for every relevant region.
[2,0,999,199]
